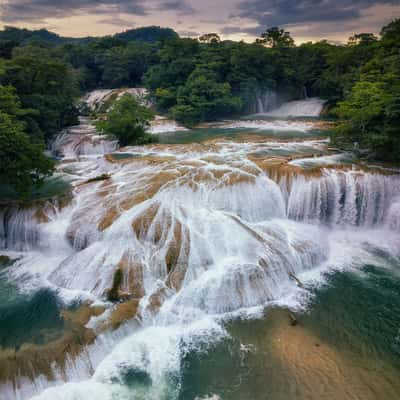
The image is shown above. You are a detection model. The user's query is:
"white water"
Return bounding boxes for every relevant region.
[1,110,400,400]
[262,98,326,118]
[254,90,279,114]
[288,152,355,168]
[52,117,117,159]
[85,88,150,112]
[148,117,188,134]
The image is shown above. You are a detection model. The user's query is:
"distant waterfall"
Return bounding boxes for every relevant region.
[51,117,117,159]
[265,98,326,118]
[250,88,325,117]
[254,90,279,113]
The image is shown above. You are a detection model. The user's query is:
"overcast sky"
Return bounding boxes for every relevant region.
[0,0,399,43]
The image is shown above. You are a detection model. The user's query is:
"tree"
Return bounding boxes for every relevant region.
[0,112,54,196]
[335,81,388,133]
[381,18,400,45]
[257,27,294,48]
[348,33,378,46]
[95,94,155,146]
[198,33,221,44]
[171,69,242,125]
[0,45,79,141]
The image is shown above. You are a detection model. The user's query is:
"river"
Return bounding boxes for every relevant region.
[0,95,399,400]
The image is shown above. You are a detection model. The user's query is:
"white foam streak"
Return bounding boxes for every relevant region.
[263,98,325,118]
[221,119,315,132]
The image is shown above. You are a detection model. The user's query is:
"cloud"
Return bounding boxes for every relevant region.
[0,0,193,23]
[177,29,200,37]
[99,16,136,27]
[241,0,398,26]
[154,0,194,15]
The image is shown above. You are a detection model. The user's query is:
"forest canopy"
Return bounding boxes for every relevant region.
[1,21,400,198]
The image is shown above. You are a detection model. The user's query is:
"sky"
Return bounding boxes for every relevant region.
[0,0,399,43]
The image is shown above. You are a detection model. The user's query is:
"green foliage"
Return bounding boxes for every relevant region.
[335,81,388,134]
[330,19,400,161]
[171,69,242,125]
[198,33,221,44]
[96,94,155,146]
[0,111,54,196]
[115,26,178,43]
[0,46,79,141]
[257,27,295,48]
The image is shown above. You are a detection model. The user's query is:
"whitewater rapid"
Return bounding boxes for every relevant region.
[1,101,400,400]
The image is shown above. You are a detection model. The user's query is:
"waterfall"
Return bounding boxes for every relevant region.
[265,98,326,118]
[0,207,42,251]
[85,88,150,112]
[253,90,279,114]
[250,88,324,117]
[2,112,400,400]
[284,170,400,227]
[52,117,117,159]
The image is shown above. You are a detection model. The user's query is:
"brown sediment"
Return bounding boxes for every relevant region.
[144,286,169,315]
[0,304,104,385]
[115,252,145,299]
[261,308,400,400]
[180,160,205,168]
[200,156,227,165]
[97,206,120,231]
[248,155,324,183]
[131,202,161,240]
[224,171,256,186]
[79,174,111,186]
[99,299,140,331]
[33,206,52,224]
[98,169,180,232]
[164,223,191,291]
[105,153,176,165]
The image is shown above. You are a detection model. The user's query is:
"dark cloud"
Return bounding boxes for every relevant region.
[155,0,194,15]
[99,16,135,26]
[232,0,400,33]
[0,0,146,22]
[0,0,193,23]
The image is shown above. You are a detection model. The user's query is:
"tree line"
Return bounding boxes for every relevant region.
[0,22,399,197]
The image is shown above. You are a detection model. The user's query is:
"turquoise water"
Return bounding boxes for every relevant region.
[0,273,64,350]
[177,263,400,399]
[158,127,326,144]
[2,120,400,400]
[0,176,71,202]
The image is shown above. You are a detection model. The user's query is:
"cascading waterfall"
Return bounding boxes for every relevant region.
[85,88,150,112]
[250,86,325,117]
[264,98,326,118]
[52,117,118,159]
[254,89,280,114]
[284,170,400,227]
[1,101,400,400]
